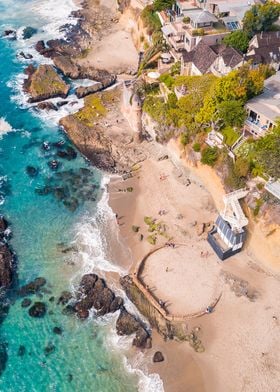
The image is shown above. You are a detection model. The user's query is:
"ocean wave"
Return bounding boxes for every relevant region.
[0,118,13,138]
[105,315,164,392]
[30,0,79,39]
[71,175,127,280]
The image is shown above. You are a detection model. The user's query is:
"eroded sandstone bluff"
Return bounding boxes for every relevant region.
[60,87,146,172]
[74,273,152,349]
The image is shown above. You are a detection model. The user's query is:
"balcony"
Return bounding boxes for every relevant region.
[244,119,268,137]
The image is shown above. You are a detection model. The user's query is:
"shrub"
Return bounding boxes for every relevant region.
[180,132,189,146]
[201,146,218,166]
[192,28,204,36]
[193,142,201,152]
[132,225,140,232]
[183,17,190,24]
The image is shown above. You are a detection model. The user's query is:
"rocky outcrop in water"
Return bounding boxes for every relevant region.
[0,217,15,290]
[75,274,123,318]
[74,273,152,349]
[23,64,70,103]
[22,26,37,40]
[18,277,47,296]
[28,302,47,318]
[0,245,13,289]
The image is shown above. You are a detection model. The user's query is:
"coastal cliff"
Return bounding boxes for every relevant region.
[60,88,146,172]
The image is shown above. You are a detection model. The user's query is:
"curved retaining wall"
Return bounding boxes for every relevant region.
[121,244,222,340]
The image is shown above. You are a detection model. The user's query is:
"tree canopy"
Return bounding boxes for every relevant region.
[243,1,280,37]
[153,0,175,11]
[253,125,280,178]
[223,31,250,53]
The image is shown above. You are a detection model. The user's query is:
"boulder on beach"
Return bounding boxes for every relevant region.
[116,308,152,349]
[28,302,47,318]
[23,64,70,103]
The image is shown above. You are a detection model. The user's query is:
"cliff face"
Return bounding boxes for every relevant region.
[59,87,147,172]
[59,114,115,171]
[24,64,70,103]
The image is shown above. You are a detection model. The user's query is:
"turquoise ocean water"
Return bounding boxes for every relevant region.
[0,1,163,391]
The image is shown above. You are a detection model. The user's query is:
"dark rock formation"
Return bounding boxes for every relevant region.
[0,216,8,235]
[21,298,32,308]
[116,308,152,349]
[44,342,55,355]
[56,146,77,160]
[57,291,72,305]
[74,273,151,349]
[0,343,8,376]
[18,51,33,60]
[53,326,63,335]
[75,83,103,99]
[28,302,47,318]
[2,30,16,40]
[153,351,164,362]
[17,345,26,357]
[48,160,60,170]
[18,277,47,296]
[37,102,58,111]
[23,64,70,103]
[75,273,123,318]
[53,56,80,79]
[22,27,37,40]
[26,166,39,177]
[0,245,14,289]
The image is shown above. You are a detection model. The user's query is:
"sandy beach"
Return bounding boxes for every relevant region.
[108,141,280,392]
[70,0,280,390]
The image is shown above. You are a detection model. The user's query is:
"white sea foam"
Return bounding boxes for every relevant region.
[0,118,13,138]
[30,0,79,39]
[105,315,164,392]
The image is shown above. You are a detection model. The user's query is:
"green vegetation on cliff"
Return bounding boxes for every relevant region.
[74,95,107,127]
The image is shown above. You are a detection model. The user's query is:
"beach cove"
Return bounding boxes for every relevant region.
[0,0,280,391]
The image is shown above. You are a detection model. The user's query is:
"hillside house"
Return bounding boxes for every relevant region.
[246,32,280,71]
[244,72,280,138]
[181,42,243,76]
